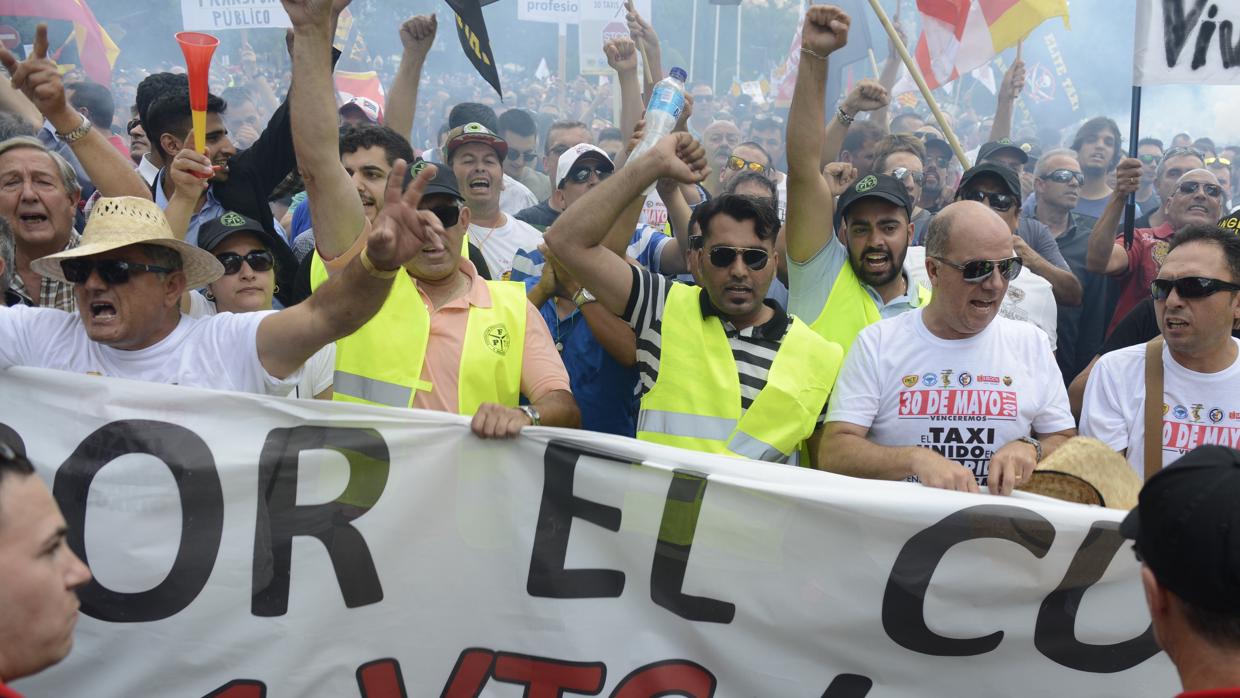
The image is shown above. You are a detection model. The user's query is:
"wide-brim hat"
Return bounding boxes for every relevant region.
[31,196,224,289]
[1017,437,1142,510]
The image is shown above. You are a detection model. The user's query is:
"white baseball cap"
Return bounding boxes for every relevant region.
[555,143,613,188]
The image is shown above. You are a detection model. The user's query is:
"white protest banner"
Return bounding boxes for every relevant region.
[181,0,291,31]
[518,0,583,24]
[1134,0,1240,85]
[3,368,1178,696]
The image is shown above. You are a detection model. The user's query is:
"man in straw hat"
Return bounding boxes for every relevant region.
[0,160,448,393]
[1120,445,1240,696]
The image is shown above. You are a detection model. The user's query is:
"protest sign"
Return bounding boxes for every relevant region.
[1134,0,1240,85]
[180,0,291,32]
[3,368,1177,697]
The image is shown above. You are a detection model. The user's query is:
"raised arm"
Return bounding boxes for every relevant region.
[1086,157,1140,275]
[283,0,366,261]
[987,58,1025,142]
[625,0,662,100]
[258,160,444,378]
[1013,234,1083,305]
[163,136,214,239]
[383,14,436,142]
[787,5,850,264]
[546,133,709,317]
[821,79,888,169]
[604,37,643,165]
[1,25,150,199]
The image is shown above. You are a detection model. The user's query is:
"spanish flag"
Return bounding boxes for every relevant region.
[7,0,119,84]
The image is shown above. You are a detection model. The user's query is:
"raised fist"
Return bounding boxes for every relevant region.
[400,15,437,61]
[843,79,889,114]
[604,37,638,74]
[802,5,851,58]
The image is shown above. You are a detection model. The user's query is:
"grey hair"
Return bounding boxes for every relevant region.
[0,136,81,196]
[1156,147,1206,182]
[1034,148,1080,177]
[0,216,14,290]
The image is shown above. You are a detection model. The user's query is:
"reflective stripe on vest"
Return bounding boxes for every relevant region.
[637,283,842,463]
[808,261,931,355]
[311,251,526,413]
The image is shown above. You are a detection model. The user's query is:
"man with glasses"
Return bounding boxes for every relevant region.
[917,131,955,213]
[126,118,149,169]
[1135,137,1164,216]
[1134,146,1206,230]
[545,131,843,465]
[1089,166,1223,332]
[720,141,786,219]
[1206,156,1233,212]
[515,120,592,230]
[823,200,1076,495]
[1082,225,1240,473]
[748,115,786,171]
[498,108,550,202]
[870,134,934,243]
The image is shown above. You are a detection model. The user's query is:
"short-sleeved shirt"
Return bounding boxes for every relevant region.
[0,305,299,395]
[468,215,543,279]
[1016,217,1071,271]
[622,266,829,430]
[787,235,925,326]
[1110,222,1175,334]
[827,309,1075,487]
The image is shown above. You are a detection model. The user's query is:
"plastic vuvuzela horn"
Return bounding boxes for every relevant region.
[175,31,220,155]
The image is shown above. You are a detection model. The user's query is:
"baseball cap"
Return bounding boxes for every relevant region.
[958,162,1022,198]
[196,210,297,286]
[339,96,383,124]
[1120,445,1240,613]
[834,173,913,232]
[445,122,508,162]
[978,138,1029,165]
[1217,211,1240,234]
[402,159,463,201]
[555,143,613,188]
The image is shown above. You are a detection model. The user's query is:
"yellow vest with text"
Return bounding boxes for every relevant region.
[310,252,526,414]
[809,261,931,356]
[636,284,843,464]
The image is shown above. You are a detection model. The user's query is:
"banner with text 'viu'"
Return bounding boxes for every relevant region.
[1,368,1178,697]
[1134,0,1240,85]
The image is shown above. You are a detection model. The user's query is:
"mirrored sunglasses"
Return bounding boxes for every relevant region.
[567,166,612,184]
[727,155,768,175]
[708,245,769,270]
[933,256,1023,283]
[890,167,925,186]
[1040,169,1085,186]
[1177,181,1224,198]
[960,189,1017,212]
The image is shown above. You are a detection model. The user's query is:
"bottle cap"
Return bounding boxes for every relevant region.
[670,67,687,82]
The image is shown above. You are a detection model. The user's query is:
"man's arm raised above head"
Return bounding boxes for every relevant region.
[283,0,365,261]
[257,160,444,378]
[786,5,850,264]
[821,79,888,170]
[545,132,709,318]
[1,24,150,200]
[383,14,436,142]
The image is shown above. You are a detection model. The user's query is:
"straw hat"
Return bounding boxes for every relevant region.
[31,196,224,289]
[1017,437,1142,510]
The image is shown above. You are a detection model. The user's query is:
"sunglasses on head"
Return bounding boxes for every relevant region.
[1163,146,1206,161]
[1138,153,1161,165]
[61,258,174,285]
[708,245,769,270]
[1151,276,1240,300]
[959,189,1017,212]
[727,155,768,175]
[1206,156,1232,167]
[1177,181,1224,198]
[507,149,538,163]
[1041,169,1085,186]
[932,256,1023,283]
[889,167,925,186]
[567,166,612,184]
[216,250,274,275]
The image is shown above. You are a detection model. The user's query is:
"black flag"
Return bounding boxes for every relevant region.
[445,0,502,99]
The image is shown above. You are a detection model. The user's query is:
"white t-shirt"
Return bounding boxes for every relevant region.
[904,246,1058,349]
[827,308,1075,487]
[1080,339,1240,476]
[469,215,543,278]
[499,174,538,216]
[187,293,335,399]
[0,305,300,395]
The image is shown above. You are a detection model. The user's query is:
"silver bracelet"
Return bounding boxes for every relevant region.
[836,106,855,126]
[799,46,829,61]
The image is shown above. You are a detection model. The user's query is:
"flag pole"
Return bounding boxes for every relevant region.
[1124,85,1142,248]
[865,0,970,168]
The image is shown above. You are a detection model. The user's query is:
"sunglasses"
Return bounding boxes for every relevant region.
[1151,276,1240,300]
[61,258,174,285]
[889,167,925,186]
[428,204,461,228]
[1177,181,1224,198]
[959,189,1017,212]
[932,256,1023,283]
[1206,156,1232,167]
[216,250,274,275]
[507,149,538,163]
[926,154,951,169]
[1138,153,1161,165]
[727,155,768,175]
[1041,169,1085,185]
[708,245,769,270]
[566,166,612,184]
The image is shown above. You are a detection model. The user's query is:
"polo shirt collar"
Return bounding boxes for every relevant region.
[698,287,788,340]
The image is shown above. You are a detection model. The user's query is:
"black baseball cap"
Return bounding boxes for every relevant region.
[978,138,1030,165]
[197,211,297,278]
[834,173,914,231]
[403,159,464,201]
[1120,445,1240,613]
[958,162,1022,198]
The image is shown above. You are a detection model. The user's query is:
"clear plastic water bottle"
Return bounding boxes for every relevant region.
[629,67,688,190]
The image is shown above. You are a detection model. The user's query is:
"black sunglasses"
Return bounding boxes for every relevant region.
[1041,169,1085,186]
[507,149,538,163]
[708,245,769,270]
[61,258,174,285]
[216,250,274,275]
[567,166,612,184]
[1177,181,1224,198]
[959,189,1017,212]
[1151,276,1240,300]
[933,256,1023,283]
[426,204,461,228]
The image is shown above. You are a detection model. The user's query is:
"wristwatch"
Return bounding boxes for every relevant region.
[1016,436,1043,462]
[519,405,541,426]
[56,113,92,144]
[572,287,597,308]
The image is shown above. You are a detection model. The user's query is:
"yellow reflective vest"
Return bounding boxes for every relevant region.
[636,283,843,464]
[808,259,931,356]
[310,252,526,413]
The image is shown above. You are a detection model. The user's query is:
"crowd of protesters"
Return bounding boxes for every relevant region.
[2,1,1240,695]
